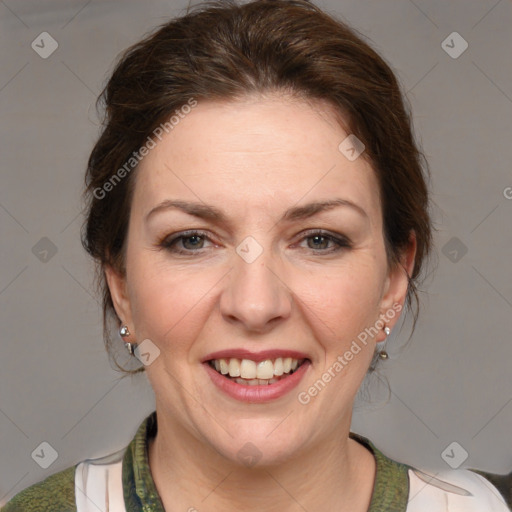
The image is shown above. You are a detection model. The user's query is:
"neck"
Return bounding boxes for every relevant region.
[148,410,376,512]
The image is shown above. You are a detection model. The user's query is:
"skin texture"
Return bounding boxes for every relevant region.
[106,93,416,511]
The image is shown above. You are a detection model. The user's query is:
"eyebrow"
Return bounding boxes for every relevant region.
[145,198,368,224]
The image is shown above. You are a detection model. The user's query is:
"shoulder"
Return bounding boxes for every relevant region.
[1,465,77,512]
[1,448,128,512]
[354,432,511,511]
[1,413,155,512]
[472,469,512,509]
[407,466,511,511]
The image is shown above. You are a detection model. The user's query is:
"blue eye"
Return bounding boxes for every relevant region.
[299,230,351,253]
[159,230,212,254]
[158,229,351,256]
[179,234,205,250]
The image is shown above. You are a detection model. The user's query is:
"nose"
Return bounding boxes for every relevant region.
[219,246,292,333]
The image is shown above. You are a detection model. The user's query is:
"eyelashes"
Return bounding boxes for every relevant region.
[158,230,212,254]
[158,229,352,256]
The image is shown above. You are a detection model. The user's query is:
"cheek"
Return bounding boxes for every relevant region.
[291,258,384,338]
[127,258,219,352]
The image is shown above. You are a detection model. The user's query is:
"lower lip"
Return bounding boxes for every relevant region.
[204,361,310,403]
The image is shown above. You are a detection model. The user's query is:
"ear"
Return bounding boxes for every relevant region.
[376,231,417,341]
[104,264,134,333]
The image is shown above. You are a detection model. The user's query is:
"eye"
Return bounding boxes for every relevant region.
[297,230,351,253]
[159,230,214,254]
[158,229,351,256]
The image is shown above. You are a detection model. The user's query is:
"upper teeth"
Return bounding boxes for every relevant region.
[212,358,300,379]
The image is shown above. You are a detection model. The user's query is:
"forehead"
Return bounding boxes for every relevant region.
[132,95,381,223]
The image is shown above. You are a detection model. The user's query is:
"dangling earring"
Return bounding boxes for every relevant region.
[377,325,391,360]
[119,325,137,356]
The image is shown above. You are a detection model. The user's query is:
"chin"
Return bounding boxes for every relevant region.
[202,420,308,469]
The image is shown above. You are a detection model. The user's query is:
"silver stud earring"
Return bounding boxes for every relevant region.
[119,325,137,356]
[384,326,391,336]
[125,341,136,356]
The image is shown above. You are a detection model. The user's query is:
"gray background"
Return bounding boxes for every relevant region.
[1,0,511,505]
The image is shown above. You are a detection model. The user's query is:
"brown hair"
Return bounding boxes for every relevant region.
[82,0,432,375]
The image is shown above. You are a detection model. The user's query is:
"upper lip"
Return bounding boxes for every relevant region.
[201,349,310,363]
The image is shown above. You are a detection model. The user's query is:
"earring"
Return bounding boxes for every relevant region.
[379,349,389,360]
[125,341,136,356]
[378,324,390,360]
[119,325,137,356]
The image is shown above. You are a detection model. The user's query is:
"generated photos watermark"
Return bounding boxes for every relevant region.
[93,97,198,200]
[297,303,402,405]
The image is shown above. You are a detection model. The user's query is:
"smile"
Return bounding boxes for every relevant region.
[203,353,311,403]
[208,357,305,385]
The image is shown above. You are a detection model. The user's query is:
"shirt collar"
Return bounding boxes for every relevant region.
[123,411,410,512]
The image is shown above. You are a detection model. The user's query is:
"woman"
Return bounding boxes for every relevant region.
[3,0,510,510]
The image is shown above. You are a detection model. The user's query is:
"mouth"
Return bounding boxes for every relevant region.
[207,356,307,386]
[202,352,311,402]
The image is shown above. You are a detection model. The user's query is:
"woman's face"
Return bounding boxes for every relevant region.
[106,94,414,465]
